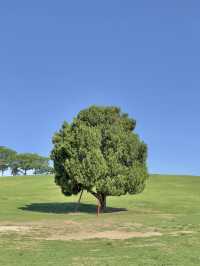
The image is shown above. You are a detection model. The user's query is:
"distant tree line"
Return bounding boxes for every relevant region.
[0,146,54,176]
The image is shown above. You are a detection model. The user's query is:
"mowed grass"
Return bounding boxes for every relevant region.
[0,174,200,265]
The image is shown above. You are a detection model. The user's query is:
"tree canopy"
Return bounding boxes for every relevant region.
[51,106,149,211]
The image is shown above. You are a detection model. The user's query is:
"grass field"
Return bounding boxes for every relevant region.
[0,174,200,266]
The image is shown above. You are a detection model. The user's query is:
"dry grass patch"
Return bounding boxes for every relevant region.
[39,227,162,241]
[0,225,31,233]
[1,218,194,241]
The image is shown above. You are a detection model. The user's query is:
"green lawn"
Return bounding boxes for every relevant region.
[0,174,200,265]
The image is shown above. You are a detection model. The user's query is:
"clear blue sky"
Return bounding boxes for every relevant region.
[0,1,200,175]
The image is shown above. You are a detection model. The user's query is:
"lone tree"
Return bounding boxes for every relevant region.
[51,106,148,212]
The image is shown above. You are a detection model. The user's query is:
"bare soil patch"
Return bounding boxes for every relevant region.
[44,230,162,240]
[1,219,192,241]
[0,225,31,233]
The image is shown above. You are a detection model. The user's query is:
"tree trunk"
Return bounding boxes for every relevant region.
[98,194,107,212]
[75,190,83,212]
[89,191,107,214]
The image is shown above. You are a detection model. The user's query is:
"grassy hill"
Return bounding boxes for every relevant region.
[0,174,200,265]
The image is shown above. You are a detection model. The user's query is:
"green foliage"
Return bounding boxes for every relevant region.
[51,105,149,209]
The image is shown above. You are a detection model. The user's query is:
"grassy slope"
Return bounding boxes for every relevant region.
[0,174,200,265]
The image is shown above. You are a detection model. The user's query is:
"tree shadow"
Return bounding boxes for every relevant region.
[19,202,127,214]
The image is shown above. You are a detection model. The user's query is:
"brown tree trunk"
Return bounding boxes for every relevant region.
[75,190,83,212]
[99,194,106,212]
[89,191,107,214]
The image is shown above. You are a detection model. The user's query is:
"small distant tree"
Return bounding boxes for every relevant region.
[0,146,16,176]
[34,165,54,175]
[0,160,7,176]
[9,153,21,176]
[32,155,50,175]
[46,166,55,175]
[17,153,37,175]
[51,106,148,212]
[10,159,21,176]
